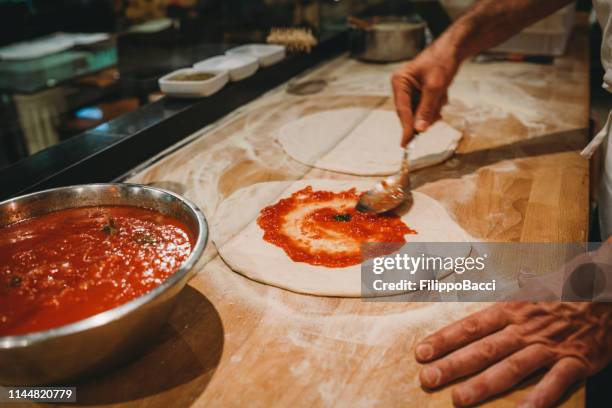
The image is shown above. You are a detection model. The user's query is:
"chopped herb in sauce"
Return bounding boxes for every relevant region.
[9,275,21,288]
[102,217,117,235]
[333,213,352,222]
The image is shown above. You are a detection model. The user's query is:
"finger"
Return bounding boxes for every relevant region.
[395,92,415,147]
[400,123,413,148]
[423,94,446,129]
[519,358,587,408]
[435,93,448,121]
[440,93,449,108]
[391,72,417,146]
[414,85,444,132]
[415,305,508,363]
[451,344,555,407]
[419,326,524,389]
[429,97,444,125]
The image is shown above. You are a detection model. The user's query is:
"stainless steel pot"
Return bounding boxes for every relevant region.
[349,16,426,62]
[0,183,208,385]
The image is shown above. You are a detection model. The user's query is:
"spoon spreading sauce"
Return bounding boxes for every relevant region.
[257,186,416,267]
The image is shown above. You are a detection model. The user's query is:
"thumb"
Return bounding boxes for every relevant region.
[400,120,414,147]
[414,85,445,132]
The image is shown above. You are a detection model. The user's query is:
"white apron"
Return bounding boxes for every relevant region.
[582,0,612,239]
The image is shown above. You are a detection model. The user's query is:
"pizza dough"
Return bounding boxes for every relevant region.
[278,109,463,176]
[213,179,473,297]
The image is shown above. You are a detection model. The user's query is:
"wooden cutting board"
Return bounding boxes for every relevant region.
[40,19,590,408]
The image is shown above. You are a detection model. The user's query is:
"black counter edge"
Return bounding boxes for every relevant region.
[0,32,348,201]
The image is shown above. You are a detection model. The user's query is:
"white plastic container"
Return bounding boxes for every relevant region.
[193,54,258,81]
[438,0,474,21]
[158,68,229,98]
[226,44,285,67]
[439,1,575,56]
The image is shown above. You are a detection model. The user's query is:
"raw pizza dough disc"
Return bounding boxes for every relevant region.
[278,109,463,176]
[213,179,473,297]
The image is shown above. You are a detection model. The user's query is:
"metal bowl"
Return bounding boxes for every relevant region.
[0,183,208,385]
[349,15,426,62]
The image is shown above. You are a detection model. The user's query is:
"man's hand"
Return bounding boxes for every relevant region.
[415,302,612,407]
[391,44,459,147]
[390,0,574,148]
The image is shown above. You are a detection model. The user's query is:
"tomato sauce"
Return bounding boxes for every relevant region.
[257,186,416,267]
[0,206,193,336]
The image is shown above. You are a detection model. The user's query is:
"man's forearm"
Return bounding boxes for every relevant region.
[434,0,574,62]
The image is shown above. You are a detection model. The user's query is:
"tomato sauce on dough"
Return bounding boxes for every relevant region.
[257,186,416,267]
[0,206,193,336]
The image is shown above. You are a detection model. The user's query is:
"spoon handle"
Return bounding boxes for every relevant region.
[400,88,421,189]
[399,146,411,188]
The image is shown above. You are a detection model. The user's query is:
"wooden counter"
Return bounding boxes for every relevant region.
[67,23,589,408]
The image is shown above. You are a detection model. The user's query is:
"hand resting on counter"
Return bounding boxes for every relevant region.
[415,239,612,408]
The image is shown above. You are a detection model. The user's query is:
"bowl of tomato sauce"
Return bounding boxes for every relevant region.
[0,183,207,385]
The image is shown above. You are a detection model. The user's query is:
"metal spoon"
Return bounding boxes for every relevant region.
[356,90,420,214]
[355,143,414,214]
